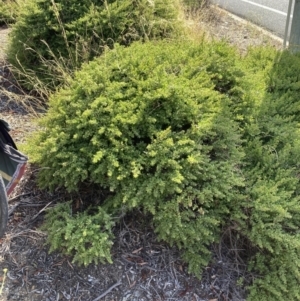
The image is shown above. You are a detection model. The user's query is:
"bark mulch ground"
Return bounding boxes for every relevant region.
[0,7,283,301]
[0,163,247,301]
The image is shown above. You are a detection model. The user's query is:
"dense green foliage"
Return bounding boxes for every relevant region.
[7,0,183,89]
[0,0,18,24]
[26,40,245,271]
[41,202,114,265]
[25,39,300,301]
[240,49,300,301]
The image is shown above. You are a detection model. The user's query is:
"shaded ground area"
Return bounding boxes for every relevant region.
[1,165,247,301]
[0,6,282,301]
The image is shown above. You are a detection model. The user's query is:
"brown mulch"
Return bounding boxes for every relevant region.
[1,164,247,301]
[0,7,283,301]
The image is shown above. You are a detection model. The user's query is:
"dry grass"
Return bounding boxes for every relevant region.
[0,2,282,116]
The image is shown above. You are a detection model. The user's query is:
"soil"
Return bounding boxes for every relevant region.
[0,6,283,301]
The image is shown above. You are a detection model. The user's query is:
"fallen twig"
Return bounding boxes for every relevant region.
[30,201,53,221]
[92,280,122,301]
[8,202,20,216]
[8,192,32,202]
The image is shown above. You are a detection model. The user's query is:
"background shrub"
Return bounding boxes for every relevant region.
[7,0,183,90]
[0,0,19,25]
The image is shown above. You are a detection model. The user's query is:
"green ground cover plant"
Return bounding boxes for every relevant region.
[218,46,300,300]
[7,0,183,90]
[240,48,300,301]
[41,202,114,266]
[24,37,300,300]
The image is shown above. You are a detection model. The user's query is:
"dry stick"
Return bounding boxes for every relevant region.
[92,280,122,301]
[8,202,20,216]
[8,192,32,202]
[30,201,53,221]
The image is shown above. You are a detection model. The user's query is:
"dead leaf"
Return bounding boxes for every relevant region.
[132,247,143,254]
[130,280,136,288]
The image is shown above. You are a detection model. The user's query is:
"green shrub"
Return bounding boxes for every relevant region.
[0,0,19,24]
[41,202,115,266]
[25,40,300,300]
[227,47,300,300]
[26,39,244,273]
[244,50,300,301]
[7,0,183,90]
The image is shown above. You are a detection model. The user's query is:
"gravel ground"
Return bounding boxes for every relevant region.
[0,7,283,301]
[196,6,282,52]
